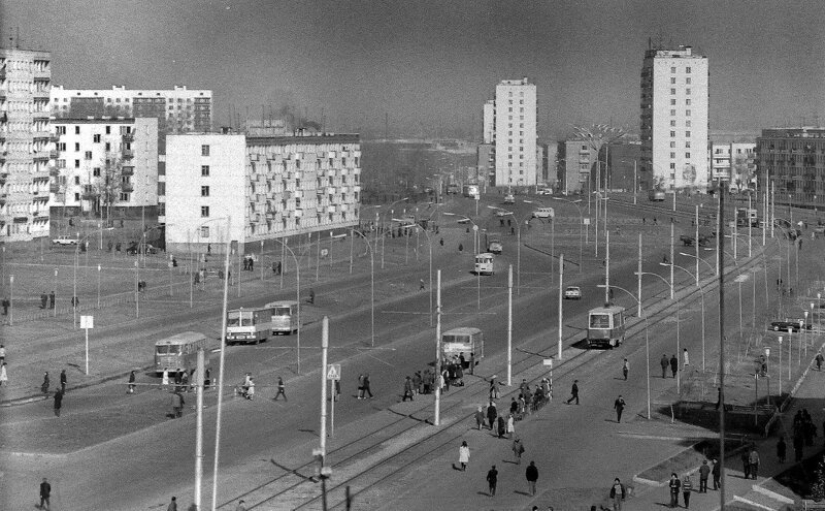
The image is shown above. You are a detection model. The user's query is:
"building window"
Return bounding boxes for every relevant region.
[93,134,101,143]
[56,126,66,135]
[671,67,676,73]
[201,206,210,217]
[670,163,676,169]
[105,126,111,134]
[75,160,80,168]
[201,145,210,156]
[75,126,80,134]
[201,165,209,176]
[685,152,691,158]
[686,120,692,127]
[686,110,691,116]
[685,141,691,148]
[670,131,675,137]
[686,131,691,137]
[670,120,676,127]
[686,67,691,73]
[670,99,676,106]
[75,143,80,152]
[671,88,676,95]
[670,152,676,158]
[685,99,691,106]
[686,88,691,95]
[93,167,101,177]
[201,186,209,197]
[57,159,66,168]
[671,77,676,84]
[201,226,209,238]
[74,192,80,201]
[670,109,676,116]
[670,142,676,148]
[105,142,111,151]
[74,176,80,185]
[119,192,130,201]
[686,77,691,84]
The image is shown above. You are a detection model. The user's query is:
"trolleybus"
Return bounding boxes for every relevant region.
[266,300,300,334]
[586,306,626,348]
[474,253,495,275]
[226,307,272,345]
[154,331,211,375]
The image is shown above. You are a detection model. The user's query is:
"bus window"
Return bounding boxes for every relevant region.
[168,345,181,354]
[274,307,291,316]
[443,334,469,344]
[241,317,253,326]
[590,313,610,329]
[227,317,240,327]
[156,346,169,355]
[613,312,623,326]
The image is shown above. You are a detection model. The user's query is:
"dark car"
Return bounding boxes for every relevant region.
[126,243,159,256]
[770,320,812,333]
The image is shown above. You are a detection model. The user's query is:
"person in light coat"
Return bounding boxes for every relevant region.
[458,441,470,471]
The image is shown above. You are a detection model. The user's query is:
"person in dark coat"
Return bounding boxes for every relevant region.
[402,376,414,401]
[525,461,539,496]
[660,354,669,378]
[712,459,721,490]
[53,389,63,417]
[40,478,52,510]
[40,292,48,309]
[614,395,626,423]
[41,372,50,398]
[60,369,67,393]
[497,415,506,438]
[486,465,498,496]
[566,380,579,405]
[486,401,497,431]
[670,354,678,378]
[49,291,55,309]
[128,370,136,394]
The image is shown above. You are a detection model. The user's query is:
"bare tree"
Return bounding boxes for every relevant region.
[89,151,128,225]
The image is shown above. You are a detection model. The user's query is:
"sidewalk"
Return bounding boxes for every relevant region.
[628,350,825,510]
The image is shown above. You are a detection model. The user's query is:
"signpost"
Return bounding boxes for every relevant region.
[327,363,341,437]
[80,315,94,375]
[543,358,553,400]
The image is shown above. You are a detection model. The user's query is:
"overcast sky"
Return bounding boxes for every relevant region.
[4,0,824,139]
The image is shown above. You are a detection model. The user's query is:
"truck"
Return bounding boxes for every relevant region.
[486,232,503,254]
[648,190,666,202]
[736,208,759,227]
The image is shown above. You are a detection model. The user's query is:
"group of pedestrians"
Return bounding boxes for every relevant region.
[37,368,68,417]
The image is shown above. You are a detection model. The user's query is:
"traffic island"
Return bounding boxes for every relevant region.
[634,438,750,486]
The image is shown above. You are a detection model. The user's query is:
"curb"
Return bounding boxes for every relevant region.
[752,484,795,505]
[732,494,779,511]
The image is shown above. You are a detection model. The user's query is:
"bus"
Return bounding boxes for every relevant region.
[154,332,211,375]
[441,327,484,362]
[586,306,626,349]
[648,190,666,202]
[266,300,300,335]
[226,307,272,345]
[474,253,495,276]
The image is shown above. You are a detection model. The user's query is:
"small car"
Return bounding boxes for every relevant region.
[503,194,515,204]
[769,320,811,333]
[537,189,553,196]
[564,286,582,300]
[52,235,78,246]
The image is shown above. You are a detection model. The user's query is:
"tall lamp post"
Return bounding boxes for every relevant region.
[350,229,376,346]
[666,262,707,372]
[552,197,585,272]
[488,206,531,293]
[397,220,434,326]
[271,238,304,374]
[74,229,113,328]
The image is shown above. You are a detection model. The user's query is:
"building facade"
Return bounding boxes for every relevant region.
[558,139,596,195]
[0,48,52,241]
[485,78,538,188]
[165,132,361,253]
[756,127,825,207]
[476,143,493,189]
[50,85,212,133]
[640,45,709,191]
[607,142,642,193]
[709,141,756,190]
[49,118,158,218]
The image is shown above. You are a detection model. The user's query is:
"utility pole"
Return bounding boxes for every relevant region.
[434,270,442,426]
[194,348,204,510]
[718,186,728,510]
[558,254,564,360]
[507,265,513,386]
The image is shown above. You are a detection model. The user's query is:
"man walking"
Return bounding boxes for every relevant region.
[683,348,690,367]
[525,461,539,496]
[566,380,579,405]
[486,465,498,496]
[60,369,67,393]
[614,395,626,423]
[682,474,693,508]
[668,473,681,508]
[53,389,63,417]
[610,478,626,511]
[274,376,287,401]
[698,460,710,492]
[362,373,373,399]
[128,370,136,394]
[712,458,721,490]
[39,477,52,510]
[622,359,629,380]
[816,351,824,371]
[670,354,678,378]
[749,447,760,479]
[402,376,414,401]
[661,354,669,378]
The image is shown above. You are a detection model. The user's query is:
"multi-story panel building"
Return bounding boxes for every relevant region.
[476,143,493,189]
[165,132,361,253]
[756,127,825,207]
[487,78,538,188]
[607,141,642,193]
[50,85,212,133]
[558,139,597,195]
[49,118,158,218]
[0,47,52,241]
[640,45,709,191]
[709,141,756,190]
[482,100,495,144]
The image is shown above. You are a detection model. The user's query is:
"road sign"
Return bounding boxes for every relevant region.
[542,358,553,367]
[80,315,94,329]
[583,218,591,225]
[326,364,341,381]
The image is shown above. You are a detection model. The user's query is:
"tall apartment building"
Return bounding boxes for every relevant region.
[164,131,361,253]
[49,118,158,218]
[640,45,709,191]
[482,100,495,144]
[50,85,212,133]
[756,127,825,207]
[0,47,52,241]
[482,78,538,187]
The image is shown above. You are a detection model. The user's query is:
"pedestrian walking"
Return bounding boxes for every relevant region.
[660,354,669,378]
[59,368,67,393]
[49,291,55,309]
[489,374,500,399]
[497,415,506,438]
[668,473,681,508]
[357,373,365,399]
[817,351,824,371]
[41,372,50,398]
[235,500,246,511]
[622,359,629,380]
[486,465,498,496]
[698,460,710,492]
[475,405,484,430]
[777,436,787,463]
[420,278,425,291]
[0,344,5,363]
[246,377,255,400]
[610,477,626,511]
[682,474,693,508]
[512,437,525,465]
[53,389,63,417]
[308,288,315,305]
[162,367,170,389]
[507,413,515,438]
[1,298,8,315]
[748,447,760,479]
[614,395,626,423]
[167,496,178,511]
[0,362,7,386]
[362,373,373,398]
[128,370,136,394]
[39,477,52,510]
[274,376,287,401]
[712,458,721,489]
[566,380,579,404]
[670,354,678,378]
[486,401,497,430]
[683,348,690,367]
[458,441,470,471]
[171,390,185,418]
[525,461,539,496]
[402,376,414,401]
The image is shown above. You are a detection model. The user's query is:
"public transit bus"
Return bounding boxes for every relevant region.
[154,331,211,375]
[266,300,300,335]
[474,253,495,276]
[226,307,272,345]
[586,306,626,349]
[441,327,484,362]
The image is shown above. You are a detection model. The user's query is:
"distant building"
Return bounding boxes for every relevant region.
[164,131,361,252]
[756,127,825,208]
[709,141,756,190]
[49,118,158,219]
[607,142,642,193]
[482,100,495,144]
[50,85,212,134]
[483,78,538,187]
[558,139,596,195]
[476,143,493,189]
[0,47,52,241]
[640,44,709,190]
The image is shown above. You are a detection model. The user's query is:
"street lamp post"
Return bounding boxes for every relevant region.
[552,197,585,272]
[667,262,707,372]
[350,230,376,347]
[271,238,303,374]
[396,220,435,327]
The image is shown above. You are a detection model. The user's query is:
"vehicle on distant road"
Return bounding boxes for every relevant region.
[226,307,272,345]
[446,184,460,195]
[474,252,495,276]
[587,306,626,348]
[537,188,553,195]
[52,235,78,246]
[679,234,711,247]
[503,194,515,204]
[532,207,555,219]
[736,208,759,227]
[648,190,666,201]
[154,331,211,375]
[126,242,159,255]
[564,286,582,300]
[463,185,480,198]
[486,232,502,254]
[770,319,812,332]
[266,300,300,335]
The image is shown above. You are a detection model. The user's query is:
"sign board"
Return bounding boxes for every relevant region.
[583,218,591,225]
[542,358,553,367]
[326,363,341,381]
[442,341,473,354]
[80,315,94,329]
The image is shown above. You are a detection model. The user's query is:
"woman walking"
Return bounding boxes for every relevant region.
[512,437,525,465]
[0,362,7,386]
[457,441,470,471]
[41,372,50,398]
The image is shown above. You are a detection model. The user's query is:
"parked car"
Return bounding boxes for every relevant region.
[537,188,553,196]
[532,207,555,219]
[769,319,812,332]
[126,243,159,255]
[564,286,582,300]
[52,235,79,246]
[503,194,515,204]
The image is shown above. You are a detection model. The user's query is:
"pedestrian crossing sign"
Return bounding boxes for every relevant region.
[326,364,341,380]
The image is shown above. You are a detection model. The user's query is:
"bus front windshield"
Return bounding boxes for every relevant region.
[589,314,611,329]
[274,307,292,316]
[227,318,240,327]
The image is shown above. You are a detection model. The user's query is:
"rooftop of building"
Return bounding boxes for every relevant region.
[645,44,705,59]
[759,127,825,138]
[50,85,211,95]
[0,47,50,59]
[49,116,149,124]
[498,77,533,86]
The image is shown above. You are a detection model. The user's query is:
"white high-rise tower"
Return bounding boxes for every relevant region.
[485,78,538,187]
